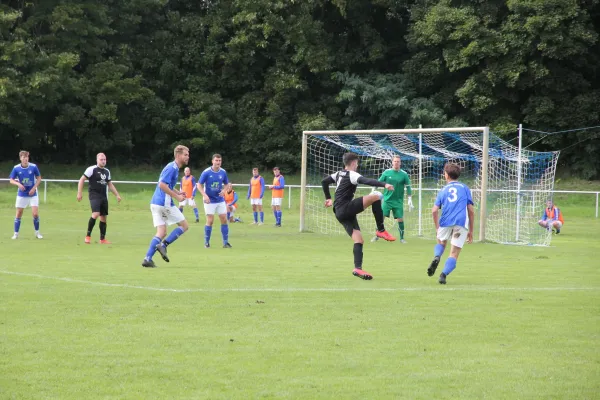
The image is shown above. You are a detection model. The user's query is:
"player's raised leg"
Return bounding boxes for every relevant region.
[364,192,395,242]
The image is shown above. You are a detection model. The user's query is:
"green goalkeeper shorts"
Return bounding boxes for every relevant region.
[383,202,404,219]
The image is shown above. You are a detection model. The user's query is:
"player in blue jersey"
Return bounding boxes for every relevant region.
[427,163,475,284]
[197,154,231,248]
[142,145,190,268]
[9,150,43,239]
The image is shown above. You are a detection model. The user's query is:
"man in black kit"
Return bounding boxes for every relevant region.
[77,153,122,244]
[321,152,396,280]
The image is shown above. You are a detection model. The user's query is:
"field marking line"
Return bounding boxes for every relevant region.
[1,270,599,293]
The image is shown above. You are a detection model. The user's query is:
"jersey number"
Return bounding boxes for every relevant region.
[448,187,458,202]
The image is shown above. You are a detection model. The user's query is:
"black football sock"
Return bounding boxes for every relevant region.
[371,200,385,232]
[99,221,107,240]
[87,217,97,236]
[353,243,363,269]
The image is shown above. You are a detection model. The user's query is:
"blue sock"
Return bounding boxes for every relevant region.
[163,226,184,246]
[205,225,212,244]
[260,212,264,223]
[33,216,39,231]
[253,212,258,223]
[193,208,199,219]
[179,207,183,213]
[221,224,229,244]
[434,243,445,258]
[14,218,21,233]
[442,257,457,276]
[277,210,282,225]
[145,236,162,260]
[227,212,231,220]
[273,210,277,222]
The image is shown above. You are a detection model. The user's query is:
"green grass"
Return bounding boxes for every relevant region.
[0,185,599,399]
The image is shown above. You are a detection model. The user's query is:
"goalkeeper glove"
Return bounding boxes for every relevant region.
[407,196,414,212]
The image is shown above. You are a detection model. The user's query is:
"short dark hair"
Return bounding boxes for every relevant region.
[212,153,222,160]
[273,166,280,171]
[19,150,29,158]
[444,163,461,180]
[343,152,359,167]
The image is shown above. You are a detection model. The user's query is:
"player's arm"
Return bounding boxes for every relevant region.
[321,175,335,207]
[259,177,265,198]
[76,175,88,201]
[108,182,121,202]
[247,179,251,199]
[432,191,443,230]
[160,182,183,201]
[196,172,210,203]
[9,177,25,191]
[356,176,392,190]
[9,167,25,191]
[192,177,197,198]
[431,205,440,230]
[274,176,285,190]
[466,204,475,243]
[230,192,239,206]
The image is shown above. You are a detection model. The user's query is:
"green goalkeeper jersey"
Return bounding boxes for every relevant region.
[378,168,412,205]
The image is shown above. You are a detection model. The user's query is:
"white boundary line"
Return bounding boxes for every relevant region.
[1,270,598,293]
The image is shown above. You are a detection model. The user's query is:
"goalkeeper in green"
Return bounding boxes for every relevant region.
[375,155,413,243]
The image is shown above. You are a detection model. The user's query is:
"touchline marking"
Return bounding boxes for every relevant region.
[1,270,599,293]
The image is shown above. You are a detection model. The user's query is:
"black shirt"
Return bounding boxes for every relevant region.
[84,165,111,199]
[322,170,386,209]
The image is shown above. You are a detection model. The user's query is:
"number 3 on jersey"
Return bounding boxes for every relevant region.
[448,187,458,202]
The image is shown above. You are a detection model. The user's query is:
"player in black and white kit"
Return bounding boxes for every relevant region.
[321,152,396,280]
[77,153,122,244]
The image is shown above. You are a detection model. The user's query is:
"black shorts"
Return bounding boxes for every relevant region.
[334,197,365,236]
[90,197,109,216]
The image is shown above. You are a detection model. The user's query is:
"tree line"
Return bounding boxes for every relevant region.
[1,0,599,178]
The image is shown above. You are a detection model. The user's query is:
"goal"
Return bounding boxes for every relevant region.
[299,127,560,246]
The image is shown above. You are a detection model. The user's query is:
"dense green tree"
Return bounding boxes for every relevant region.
[1,0,598,177]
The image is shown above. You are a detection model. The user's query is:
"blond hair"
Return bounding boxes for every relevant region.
[174,145,189,158]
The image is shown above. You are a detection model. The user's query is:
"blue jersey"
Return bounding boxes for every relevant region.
[434,181,474,228]
[10,163,41,197]
[151,161,180,207]
[199,167,228,204]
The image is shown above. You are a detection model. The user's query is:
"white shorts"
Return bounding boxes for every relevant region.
[271,197,283,206]
[151,205,185,227]
[179,198,197,207]
[204,201,227,215]
[551,221,563,228]
[437,226,469,248]
[16,196,39,209]
[250,198,263,206]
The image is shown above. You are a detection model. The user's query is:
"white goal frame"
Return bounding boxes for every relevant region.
[299,127,490,241]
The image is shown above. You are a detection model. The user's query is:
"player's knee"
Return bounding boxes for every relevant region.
[397,218,403,222]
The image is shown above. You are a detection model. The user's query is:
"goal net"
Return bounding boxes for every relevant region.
[299,128,560,246]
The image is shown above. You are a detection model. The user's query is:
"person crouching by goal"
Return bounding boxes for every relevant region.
[538,200,564,234]
[321,152,396,280]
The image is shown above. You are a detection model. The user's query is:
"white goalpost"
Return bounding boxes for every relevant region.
[299,127,560,246]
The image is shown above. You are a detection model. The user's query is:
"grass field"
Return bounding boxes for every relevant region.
[1,182,599,399]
